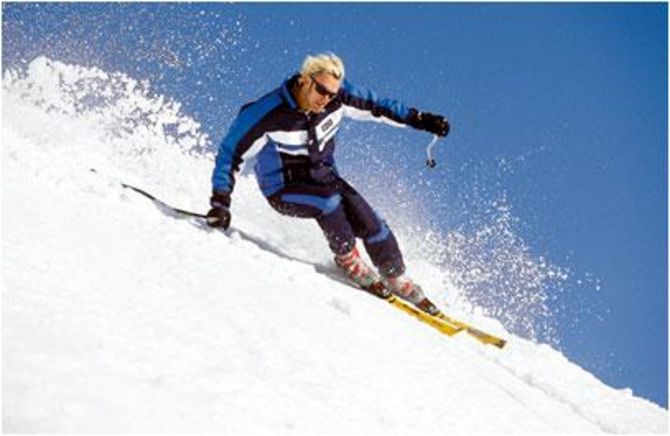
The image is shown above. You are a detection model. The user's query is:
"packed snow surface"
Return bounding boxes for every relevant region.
[2,57,667,433]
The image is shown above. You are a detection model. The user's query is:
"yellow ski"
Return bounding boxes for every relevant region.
[435,313,507,349]
[385,295,507,349]
[387,295,463,336]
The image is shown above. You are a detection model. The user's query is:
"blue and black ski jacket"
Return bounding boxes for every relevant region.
[211,74,419,198]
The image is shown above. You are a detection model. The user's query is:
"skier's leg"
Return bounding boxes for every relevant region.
[334,179,405,276]
[266,184,379,289]
[267,184,354,255]
[335,180,440,314]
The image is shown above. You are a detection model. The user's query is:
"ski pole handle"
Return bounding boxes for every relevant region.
[425,135,440,168]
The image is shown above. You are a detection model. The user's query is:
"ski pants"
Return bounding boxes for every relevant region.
[266,178,405,278]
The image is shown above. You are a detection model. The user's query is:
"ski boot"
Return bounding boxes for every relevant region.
[381,274,442,316]
[334,247,391,299]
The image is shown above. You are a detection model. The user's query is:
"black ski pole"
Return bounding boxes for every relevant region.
[89,168,207,219]
[120,182,207,219]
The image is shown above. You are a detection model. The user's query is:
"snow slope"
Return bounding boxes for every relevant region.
[2,57,667,433]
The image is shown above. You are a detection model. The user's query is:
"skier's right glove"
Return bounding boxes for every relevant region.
[206,191,231,229]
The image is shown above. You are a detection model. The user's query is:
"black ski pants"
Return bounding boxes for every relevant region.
[266,178,405,277]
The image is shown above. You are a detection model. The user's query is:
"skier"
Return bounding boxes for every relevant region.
[206,53,450,315]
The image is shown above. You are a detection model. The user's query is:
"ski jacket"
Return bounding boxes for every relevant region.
[211,74,418,197]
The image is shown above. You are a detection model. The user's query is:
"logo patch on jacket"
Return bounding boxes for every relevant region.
[321,119,334,132]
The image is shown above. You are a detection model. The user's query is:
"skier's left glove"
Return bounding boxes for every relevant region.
[408,109,450,137]
[206,191,231,229]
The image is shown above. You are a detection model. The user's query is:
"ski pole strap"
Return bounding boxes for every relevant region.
[425,135,440,168]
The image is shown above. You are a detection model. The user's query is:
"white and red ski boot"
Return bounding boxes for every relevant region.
[334,247,390,298]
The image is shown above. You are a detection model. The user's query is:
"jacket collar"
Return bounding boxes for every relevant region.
[280,74,300,110]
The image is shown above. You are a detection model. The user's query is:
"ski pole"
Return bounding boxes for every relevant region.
[89,168,207,219]
[425,135,440,168]
[120,182,207,219]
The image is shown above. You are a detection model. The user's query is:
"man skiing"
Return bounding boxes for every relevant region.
[206,53,450,315]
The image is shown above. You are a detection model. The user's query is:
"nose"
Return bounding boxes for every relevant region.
[314,94,329,107]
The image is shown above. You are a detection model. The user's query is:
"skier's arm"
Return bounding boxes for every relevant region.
[340,79,449,137]
[211,104,270,196]
[208,97,276,228]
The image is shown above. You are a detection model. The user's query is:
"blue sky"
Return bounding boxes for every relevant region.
[2,3,667,407]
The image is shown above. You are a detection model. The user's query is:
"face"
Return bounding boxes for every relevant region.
[299,72,341,113]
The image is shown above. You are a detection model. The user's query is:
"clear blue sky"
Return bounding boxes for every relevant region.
[3,3,667,407]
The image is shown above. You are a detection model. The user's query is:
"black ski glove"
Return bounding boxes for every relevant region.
[206,191,231,229]
[408,109,450,137]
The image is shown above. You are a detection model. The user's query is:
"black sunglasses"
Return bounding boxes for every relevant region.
[310,75,338,99]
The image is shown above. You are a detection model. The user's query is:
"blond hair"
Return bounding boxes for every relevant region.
[300,52,345,80]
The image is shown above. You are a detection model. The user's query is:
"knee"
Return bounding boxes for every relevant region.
[365,219,391,245]
[320,194,343,217]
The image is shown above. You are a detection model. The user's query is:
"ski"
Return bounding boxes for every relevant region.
[435,312,507,348]
[386,295,462,336]
[364,282,506,348]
